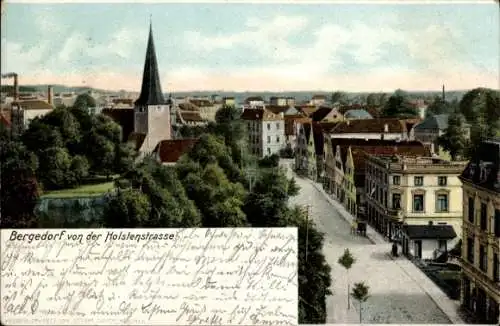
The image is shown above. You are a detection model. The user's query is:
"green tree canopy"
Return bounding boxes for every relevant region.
[73,93,97,110]
[1,139,40,228]
[382,89,418,118]
[437,113,468,160]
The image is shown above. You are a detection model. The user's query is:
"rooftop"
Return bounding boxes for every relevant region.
[460,138,500,193]
[369,154,467,174]
[154,138,198,163]
[414,114,449,130]
[402,224,457,240]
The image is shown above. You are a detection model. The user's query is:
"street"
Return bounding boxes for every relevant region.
[284,164,451,324]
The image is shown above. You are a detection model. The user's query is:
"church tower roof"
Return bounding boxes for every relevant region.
[135,22,165,106]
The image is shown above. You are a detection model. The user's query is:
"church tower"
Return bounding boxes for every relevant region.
[134,21,172,153]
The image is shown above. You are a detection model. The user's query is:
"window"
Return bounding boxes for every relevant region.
[479,245,487,273]
[413,194,424,212]
[276,136,280,143]
[392,193,401,210]
[393,176,401,185]
[414,176,424,186]
[276,123,280,129]
[466,237,474,264]
[267,136,271,143]
[267,123,271,130]
[438,176,447,186]
[156,106,162,112]
[468,197,475,223]
[267,148,271,154]
[438,240,447,250]
[436,194,449,212]
[495,209,500,237]
[480,203,487,231]
[247,122,251,130]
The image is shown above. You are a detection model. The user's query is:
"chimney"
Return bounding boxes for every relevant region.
[13,74,19,101]
[47,85,53,105]
[442,85,445,101]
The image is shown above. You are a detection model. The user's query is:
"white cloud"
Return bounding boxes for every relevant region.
[183,14,479,80]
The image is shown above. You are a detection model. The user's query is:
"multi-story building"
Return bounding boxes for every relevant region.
[10,100,54,134]
[365,155,467,245]
[459,139,500,324]
[323,138,430,217]
[241,108,285,158]
[310,94,327,106]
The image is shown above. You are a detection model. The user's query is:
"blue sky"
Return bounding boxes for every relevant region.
[1,2,499,92]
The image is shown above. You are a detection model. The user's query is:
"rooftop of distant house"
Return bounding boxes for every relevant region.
[460,138,500,193]
[154,138,199,164]
[240,108,283,121]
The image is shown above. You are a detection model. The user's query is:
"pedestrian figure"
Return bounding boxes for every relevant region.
[351,220,358,235]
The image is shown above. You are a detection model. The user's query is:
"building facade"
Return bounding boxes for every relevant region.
[459,139,500,324]
[365,155,467,243]
[242,108,285,158]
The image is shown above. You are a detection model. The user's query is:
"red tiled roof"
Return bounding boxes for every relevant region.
[180,111,204,122]
[179,102,200,111]
[265,105,288,115]
[330,138,431,187]
[298,106,318,117]
[240,108,282,121]
[154,139,198,163]
[189,99,212,107]
[284,116,311,136]
[326,118,408,134]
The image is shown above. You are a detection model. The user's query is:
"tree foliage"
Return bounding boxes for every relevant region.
[437,113,468,160]
[73,93,97,110]
[0,139,40,228]
[103,158,201,228]
[331,91,349,105]
[382,89,418,118]
[21,106,134,190]
[351,282,370,323]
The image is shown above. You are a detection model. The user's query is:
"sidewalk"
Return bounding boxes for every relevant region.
[306,178,465,324]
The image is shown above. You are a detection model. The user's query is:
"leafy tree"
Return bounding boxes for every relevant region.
[426,96,452,117]
[351,282,370,323]
[180,162,246,227]
[284,206,332,324]
[103,189,151,227]
[104,158,202,228]
[331,91,349,105]
[214,105,249,168]
[437,113,468,160]
[37,146,73,189]
[366,93,378,106]
[279,144,294,158]
[22,118,63,154]
[73,93,97,110]
[382,89,418,118]
[258,154,280,168]
[41,107,82,151]
[338,248,356,309]
[0,140,40,228]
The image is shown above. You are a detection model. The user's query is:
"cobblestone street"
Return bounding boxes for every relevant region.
[284,164,452,324]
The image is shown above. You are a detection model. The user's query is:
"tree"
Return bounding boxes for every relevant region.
[73,93,97,110]
[0,140,40,228]
[426,96,452,117]
[285,206,332,323]
[38,147,75,189]
[382,89,418,118]
[437,113,468,160]
[351,282,370,323]
[103,158,202,228]
[338,248,356,309]
[103,188,151,227]
[258,154,280,168]
[331,91,349,105]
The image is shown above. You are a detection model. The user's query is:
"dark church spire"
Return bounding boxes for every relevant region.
[135,21,165,106]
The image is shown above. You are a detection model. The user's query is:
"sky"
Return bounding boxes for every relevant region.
[1,1,499,92]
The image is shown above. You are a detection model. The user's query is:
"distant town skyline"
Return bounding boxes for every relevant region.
[1,2,499,92]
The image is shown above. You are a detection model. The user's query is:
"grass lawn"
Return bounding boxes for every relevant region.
[41,181,115,198]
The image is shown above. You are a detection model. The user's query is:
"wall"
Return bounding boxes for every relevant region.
[408,238,455,260]
[261,120,285,157]
[394,173,463,238]
[35,195,109,227]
